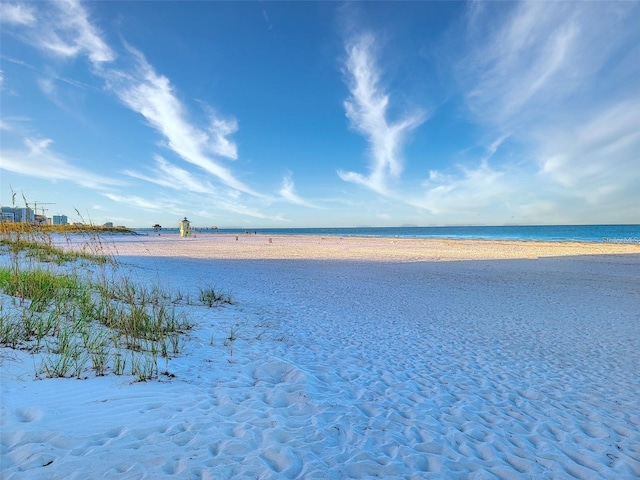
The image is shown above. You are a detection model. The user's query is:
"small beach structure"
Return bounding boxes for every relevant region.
[179,217,191,237]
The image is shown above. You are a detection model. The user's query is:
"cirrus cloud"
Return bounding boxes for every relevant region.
[338,33,425,195]
[0,137,123,189]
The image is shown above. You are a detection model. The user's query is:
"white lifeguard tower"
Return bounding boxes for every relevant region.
[179,217,191,237]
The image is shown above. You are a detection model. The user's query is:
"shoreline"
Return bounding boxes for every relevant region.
[109,233,640,262]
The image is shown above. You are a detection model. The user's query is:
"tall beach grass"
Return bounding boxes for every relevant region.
[0,220,212,381]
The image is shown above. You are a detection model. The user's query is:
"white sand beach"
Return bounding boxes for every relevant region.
[2,235,639,479]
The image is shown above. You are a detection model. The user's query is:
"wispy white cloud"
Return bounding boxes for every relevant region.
[0,3,36,26]
[108,189,282,222]
[338,33,425,195]
[37,77,55,96]
[217,202,285,222]
[485,134,510,160]
[0,116,31,133]
[124,155,217,195]
[15,0,115,65]
[411,161,515,219]
[279,174,318,208]
[0,137,123,189]
[206,112,239,160]
[122,156,285,221]
[457,1,640,127]
[105,47,258,196]
[536,98,640,201]
[460,2,577,127]
[104,193,166,212]
[4,0,258,200]
[261,7,274,31]
[424,0,640,223]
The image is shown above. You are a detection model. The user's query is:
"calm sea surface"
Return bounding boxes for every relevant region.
[134,225,640,244]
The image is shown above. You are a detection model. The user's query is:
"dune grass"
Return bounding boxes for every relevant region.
[0,222,137,236]
[199,286,234,307]
[0,220,201,382]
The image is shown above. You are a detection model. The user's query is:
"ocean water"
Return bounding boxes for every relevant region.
[134,224,640,244]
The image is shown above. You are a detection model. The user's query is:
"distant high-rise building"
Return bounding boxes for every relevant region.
[0,207,34,223]
[52,215,68,225]
[1,209,15,222]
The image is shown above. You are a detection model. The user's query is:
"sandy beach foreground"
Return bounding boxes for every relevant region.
[2,236,639,479]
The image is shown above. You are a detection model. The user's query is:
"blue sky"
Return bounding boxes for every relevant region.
[1,1,639,228]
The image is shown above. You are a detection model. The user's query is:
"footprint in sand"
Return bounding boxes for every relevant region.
[253,360,307,385]
[162,455,187,475]
[260,446,302,477]
[15,407,43,423]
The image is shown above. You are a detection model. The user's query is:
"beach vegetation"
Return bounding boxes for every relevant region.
[0,221,137,237]
[0,267,80,311]
[0,214,200,382]
[199,286,233,307]
[223,320,248,358]
[0,235,107,265]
